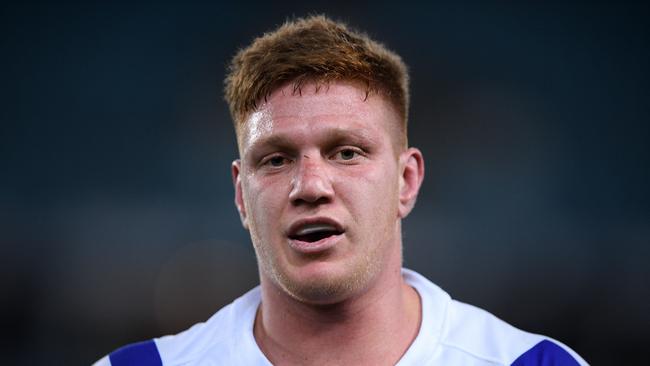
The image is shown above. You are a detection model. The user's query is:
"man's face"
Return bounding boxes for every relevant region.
[232,81,421,304]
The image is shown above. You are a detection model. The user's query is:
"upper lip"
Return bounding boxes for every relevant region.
[286,217,345,238]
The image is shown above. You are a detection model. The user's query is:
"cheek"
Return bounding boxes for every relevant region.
[244,176,288,233]
[339,162,400,221]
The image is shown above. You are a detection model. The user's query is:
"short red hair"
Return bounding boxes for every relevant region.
[224,15,410,146]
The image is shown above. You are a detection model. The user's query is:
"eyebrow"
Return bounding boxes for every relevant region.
[247,127,379,153]
[321,128,380,148]
[246,134,296,155]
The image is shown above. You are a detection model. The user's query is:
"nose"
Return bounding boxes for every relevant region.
[289,155,334,206]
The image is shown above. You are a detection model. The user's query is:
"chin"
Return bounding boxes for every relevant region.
[276,259,380,305]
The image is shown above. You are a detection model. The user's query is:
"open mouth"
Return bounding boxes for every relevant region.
[288,223,343,243]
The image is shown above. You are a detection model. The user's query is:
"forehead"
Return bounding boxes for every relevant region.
[237,81,400,152]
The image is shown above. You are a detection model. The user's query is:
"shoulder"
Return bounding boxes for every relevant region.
[440,300,588,365]
[401,268,587,366]
[93,340,162,366]
[93,287,261,366]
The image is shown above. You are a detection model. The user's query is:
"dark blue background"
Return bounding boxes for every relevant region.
[1,1,648,364]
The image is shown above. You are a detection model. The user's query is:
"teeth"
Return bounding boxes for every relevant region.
[295,224,337,236]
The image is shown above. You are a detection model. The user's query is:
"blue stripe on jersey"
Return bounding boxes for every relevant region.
[511,339,580,366]
[109,339,163,366]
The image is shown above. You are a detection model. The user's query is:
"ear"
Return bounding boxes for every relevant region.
[231,159,249,229]
[398,148,425,218]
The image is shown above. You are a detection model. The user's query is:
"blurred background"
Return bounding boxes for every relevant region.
[1,1,648,364]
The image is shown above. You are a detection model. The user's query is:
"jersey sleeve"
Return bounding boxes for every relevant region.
[510,339,588,366]
[91,356,111,366]
[93,339,163,366]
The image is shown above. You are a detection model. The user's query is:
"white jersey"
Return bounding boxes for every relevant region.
[94,269,587,365]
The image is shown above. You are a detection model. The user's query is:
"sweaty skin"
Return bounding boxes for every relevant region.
[232,81,425,365]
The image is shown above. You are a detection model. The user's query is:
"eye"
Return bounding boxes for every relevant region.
[332,147,363,162]
[339,149,357,160]
[262,155,289,168]
[271,156,285,166]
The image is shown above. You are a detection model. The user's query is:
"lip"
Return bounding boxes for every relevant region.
[286,217,345,254]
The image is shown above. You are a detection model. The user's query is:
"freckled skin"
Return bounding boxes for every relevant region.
[233,82,407,304]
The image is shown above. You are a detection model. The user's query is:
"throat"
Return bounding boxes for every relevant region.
[255,280,422,366]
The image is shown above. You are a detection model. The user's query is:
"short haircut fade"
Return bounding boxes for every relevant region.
[224,15,410,143]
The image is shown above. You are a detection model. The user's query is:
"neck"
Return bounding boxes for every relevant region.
[254,254,421,365]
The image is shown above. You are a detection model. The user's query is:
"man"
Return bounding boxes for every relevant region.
[95,15,587,365]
